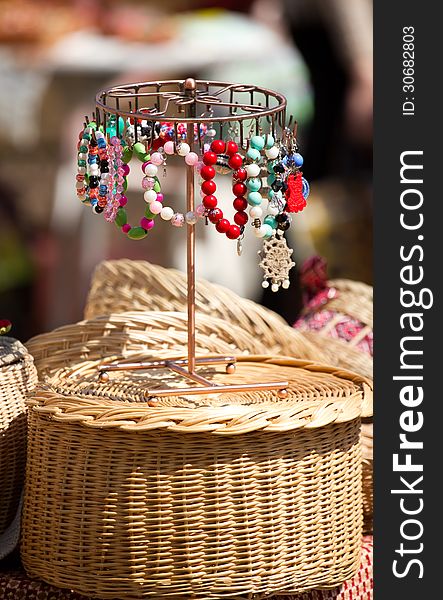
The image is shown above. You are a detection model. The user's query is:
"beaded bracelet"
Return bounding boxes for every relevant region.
[198,139,247,240]
[76,122,112,214]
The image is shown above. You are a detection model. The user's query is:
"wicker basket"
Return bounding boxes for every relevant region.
[22,355,372,600]
[0,338,38,541]
[294,278,373,533]
[83,260,329,364]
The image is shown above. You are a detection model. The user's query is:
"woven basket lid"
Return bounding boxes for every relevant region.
[30,356,372,435]
[0,337,30,368]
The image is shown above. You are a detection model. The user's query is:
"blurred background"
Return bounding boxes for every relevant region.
[0,0,372,341]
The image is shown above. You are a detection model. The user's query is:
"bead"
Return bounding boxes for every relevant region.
[245,163,261,178]
[271,180,284,192]
[264,215,277,229]
[246,147,261,162]
[122,224,131,233]
[164,141,175,155]
[144,190,157,203]
[262,280,270,288]
[208,208,223,223]
[226,141,238,156]
[211,139,225,154]
[216,219,230,233]
[201,180,216,195]
[234,211,248,226]
[171,213,185,227]
[115,208,127,226]
[262,223,274,238]
[273,163,285,174]
[92,205,103,214]
[302,177,310,199]
[200,165,215,180]
[233,182,247,197]
[267,174,276,186]
[271,283,279,292]
[226,224,241,239]
[143,163,158,177]
[247,192,263,206]
[233,168,247,181]
[254,226,266,238]
[233,197,248,211]
[203,195,217,209]
[177,143,190,156]
[282,279,290,289]
[156,193,164,203]
[250,135,265,151]
[185,152,199,166]
[246,177,261,192]
[153,180,161,193]
[207,128,217,137]
[263,134,275,149]
[267,204,279,216]
[140,217,155,230]
[249,206,263,219]
[161,206,174,220]
[127,226,148,239]
[121,164,130,176]
[142,177,155,190]
[150,152,164,165]
[276,213,291,231]
[149,200,163,214]
[196,204,206,217]
[228,153,243,170]
[265,146,279,159]
[133,142,147,159]
[276,212,290,224]
[185,211,198,225]
[293,153,304,167]
[203,151,217,166]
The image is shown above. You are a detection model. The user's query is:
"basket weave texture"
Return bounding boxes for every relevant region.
[26,311,270,380]
[294,279,373,532]
[83,260,328,364]
[22,356,372,600]
[1,536,373,600]
[0,536,373,600]
[0,338,38,537]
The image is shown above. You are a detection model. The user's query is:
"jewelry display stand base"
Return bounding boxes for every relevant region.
[98,356,289,399]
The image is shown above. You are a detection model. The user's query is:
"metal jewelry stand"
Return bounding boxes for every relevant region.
[95,78,289,398]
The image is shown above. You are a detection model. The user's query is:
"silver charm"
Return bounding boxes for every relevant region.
[258,234,294,292]
[237,234,244,256]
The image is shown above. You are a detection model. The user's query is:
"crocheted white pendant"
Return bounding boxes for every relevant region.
[259,235,295,292]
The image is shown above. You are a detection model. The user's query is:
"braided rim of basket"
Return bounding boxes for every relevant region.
[28,356,372,435]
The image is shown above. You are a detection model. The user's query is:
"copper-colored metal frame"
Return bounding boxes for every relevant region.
[96,78,289,399]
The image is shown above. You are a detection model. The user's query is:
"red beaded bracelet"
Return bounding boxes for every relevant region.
[199,140,248,240]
